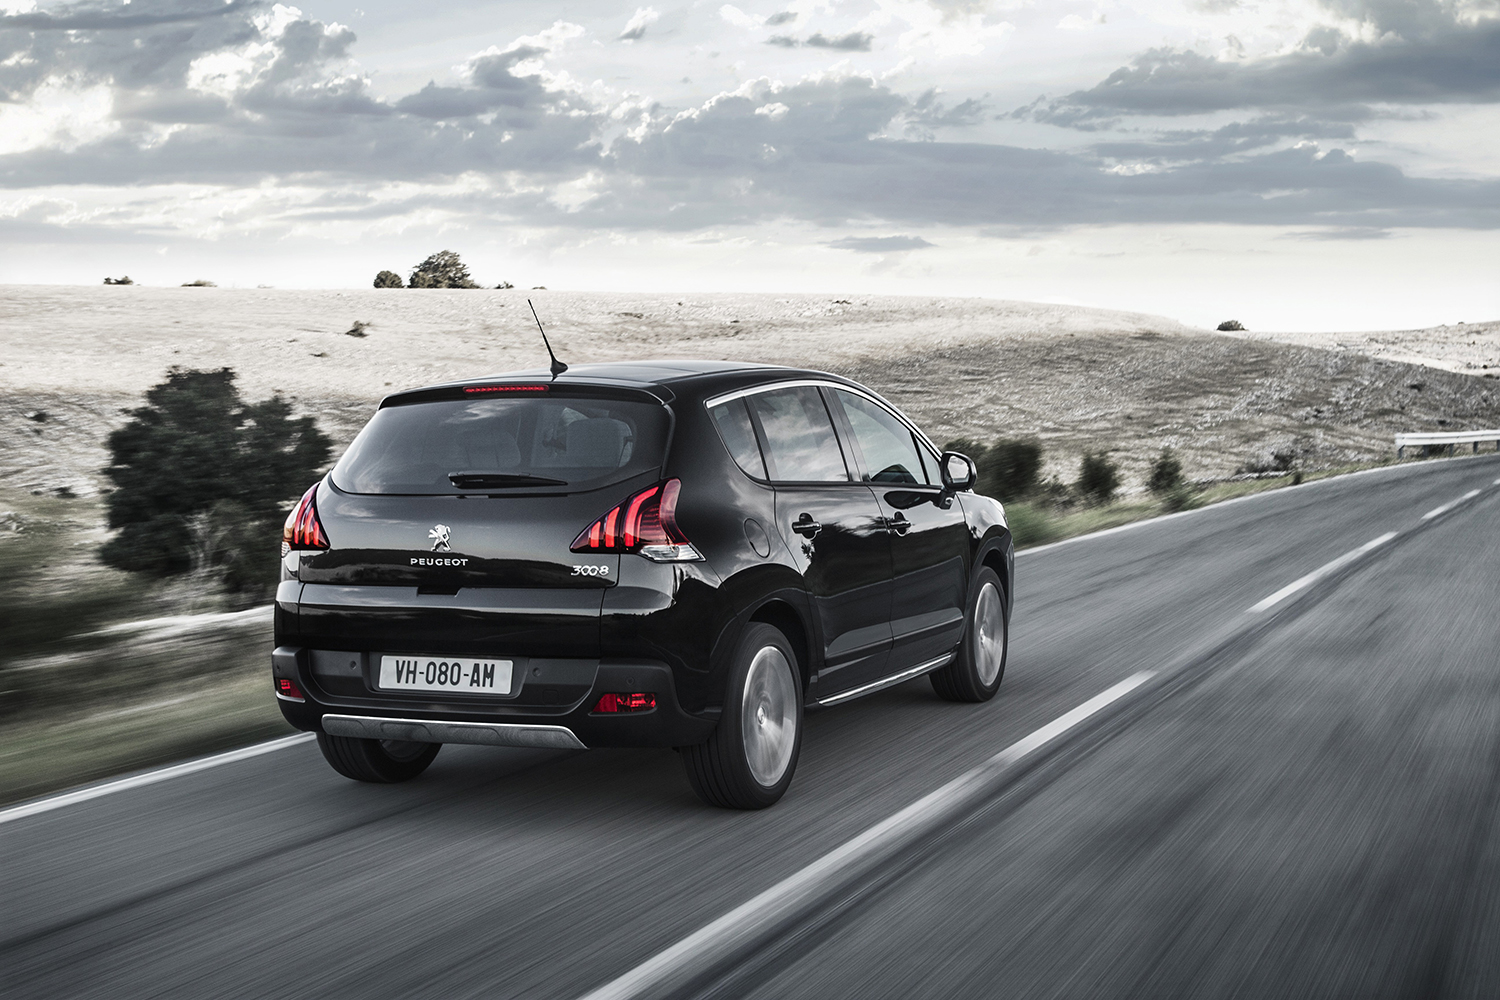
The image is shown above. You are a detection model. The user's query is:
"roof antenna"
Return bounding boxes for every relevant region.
[528,298,568,379]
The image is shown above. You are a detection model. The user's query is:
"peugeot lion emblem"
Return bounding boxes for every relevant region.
[428,524,452,552]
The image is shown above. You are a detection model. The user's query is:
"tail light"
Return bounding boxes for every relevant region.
[275,677,305,702]
[570,479,701,562]
[282,483,330,555]
[592,692,656,713]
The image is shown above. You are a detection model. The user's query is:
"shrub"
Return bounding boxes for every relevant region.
[495,281,515,290]
[181,279,217,287]
[1237,448,1299,475]
[1217,320,1245,331]
[1076,451,1120,505]
[1148,448,1184,494]
[409,250,479,289]
[373,270,403,288]
[103,275,133,285]
[101,368,331,593]
[980,439,1043,501]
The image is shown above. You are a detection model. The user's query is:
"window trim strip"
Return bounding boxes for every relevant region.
[704,379,941,458]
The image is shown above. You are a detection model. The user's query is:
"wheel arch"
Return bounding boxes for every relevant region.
[747,598,814,693]
[974,529,1014,617]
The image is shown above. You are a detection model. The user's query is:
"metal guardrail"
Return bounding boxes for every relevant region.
[1396,430,1500,458]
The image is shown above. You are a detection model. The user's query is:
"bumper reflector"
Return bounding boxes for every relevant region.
[275,677,306,703]
[592,692,656,713]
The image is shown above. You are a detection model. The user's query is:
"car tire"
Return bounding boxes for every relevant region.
[930,567,1007,703]
[683,622,803,809]
[316,733,441,783]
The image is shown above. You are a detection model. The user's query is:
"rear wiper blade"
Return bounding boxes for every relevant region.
[448,472,568,489]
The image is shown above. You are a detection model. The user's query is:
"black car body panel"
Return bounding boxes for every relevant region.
[274,360,1013,749]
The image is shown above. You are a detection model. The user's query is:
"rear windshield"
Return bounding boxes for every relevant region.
[332,394,669,495]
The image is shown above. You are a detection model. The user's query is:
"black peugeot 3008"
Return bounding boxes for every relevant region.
[273,361,1013,808]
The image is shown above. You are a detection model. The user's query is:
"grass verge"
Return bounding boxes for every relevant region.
[0,668,292,807]
[1006,460,1406,550]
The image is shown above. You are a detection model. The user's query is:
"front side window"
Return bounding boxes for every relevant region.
[749,386,849,483]
[833,390,927,486]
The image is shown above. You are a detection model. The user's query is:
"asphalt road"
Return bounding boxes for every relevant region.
[5,455,1500,999]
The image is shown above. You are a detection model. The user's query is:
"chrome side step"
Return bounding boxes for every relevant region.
[321,714,587,750]
[814,653,954,707]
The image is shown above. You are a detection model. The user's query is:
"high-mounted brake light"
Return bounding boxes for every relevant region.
[282,483,330,555]
[592,692,656,713]
[570,479,701,562]
[463,384,550,394]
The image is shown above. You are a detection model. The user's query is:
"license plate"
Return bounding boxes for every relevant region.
[378,655,513,695]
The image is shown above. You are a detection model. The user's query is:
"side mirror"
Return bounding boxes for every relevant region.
[940,451,977,492]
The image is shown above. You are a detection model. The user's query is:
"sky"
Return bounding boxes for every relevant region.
[1,0,1497,331]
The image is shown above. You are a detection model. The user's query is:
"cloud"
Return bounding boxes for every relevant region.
[806,31,873,50]
[719,4,758,28]
[599,76,1500,232]
[1089,115,1359,162]
[906,87,988,129]
[765,11,798,26]
[1282,226,1394,240]
[3,0,1500,250]
[1029,7,1500,127]
[766,31,874,51]
[618,7,659,42]
[0,6,599,187]
[828,234,935,251]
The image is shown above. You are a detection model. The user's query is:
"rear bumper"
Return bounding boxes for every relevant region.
[272,646,718,748]
[321,715,588,750]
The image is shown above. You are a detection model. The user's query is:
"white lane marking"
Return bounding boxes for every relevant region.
[1423,489,1484,520]
[1247,532,1398,614]
[578,671,1156,1000]
[0,733,316,827]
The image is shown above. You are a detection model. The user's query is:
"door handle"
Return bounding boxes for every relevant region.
[888,512,911,536]
[792,513,822,538]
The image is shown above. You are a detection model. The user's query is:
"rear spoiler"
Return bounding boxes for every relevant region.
[380,381,674,409]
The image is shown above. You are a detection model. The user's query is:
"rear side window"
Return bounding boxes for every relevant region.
[748,386,849,483]
[332,395,669,495]
[709,399,767,479]
[833,390,929,486]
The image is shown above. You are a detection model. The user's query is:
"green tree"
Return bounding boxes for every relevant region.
[408,250,479,289]
[101,368,331,591]
[1147,448,1184,494]
[980,439,1043,501]
[1076,451,1120,505]
[373,270,403,288]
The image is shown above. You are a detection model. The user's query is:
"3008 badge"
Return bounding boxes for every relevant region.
[571,564,610,577]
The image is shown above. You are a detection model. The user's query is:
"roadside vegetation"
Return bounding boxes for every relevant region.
[0,367,325,804]
[0,488,293,805]
[0,364,1463,805]
[943,436,1400,550]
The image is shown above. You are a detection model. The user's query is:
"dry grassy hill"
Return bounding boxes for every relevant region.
[2,285,1497,500]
